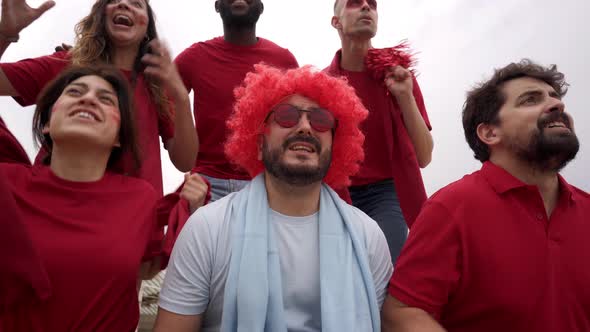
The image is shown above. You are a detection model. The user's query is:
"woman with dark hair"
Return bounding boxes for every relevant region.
[0,66,163,331]
[0,0,198,197]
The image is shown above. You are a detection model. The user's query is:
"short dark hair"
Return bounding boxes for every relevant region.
[462,59,568,162]
[32,65,140,170]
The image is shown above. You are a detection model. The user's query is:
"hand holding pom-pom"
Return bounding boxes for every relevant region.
[365,41,417,80]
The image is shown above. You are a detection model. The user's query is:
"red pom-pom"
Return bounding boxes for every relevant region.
[365,40,417,82]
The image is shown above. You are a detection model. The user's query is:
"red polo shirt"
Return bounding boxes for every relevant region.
[389,162,590,332]
[324,51,431,226]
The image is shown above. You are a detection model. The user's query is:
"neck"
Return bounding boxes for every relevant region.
[223,25,258,46]
[264,172,322,217]
[49,144,111,182]
[339,36,372,71]
[111,45,140,71]
[490,153,561,216]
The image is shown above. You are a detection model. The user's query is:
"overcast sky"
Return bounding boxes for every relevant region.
[1,0,588,195]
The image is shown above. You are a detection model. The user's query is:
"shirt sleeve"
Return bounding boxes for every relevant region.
[283,49,299,69]
[158,208,214,315]
[412,77,432,130]
[388,200,461,319]
[0,52,69,106]
[365,215,394,308]
[174,47,195,93]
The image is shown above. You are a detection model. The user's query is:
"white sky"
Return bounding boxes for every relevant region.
[1,0,588,195]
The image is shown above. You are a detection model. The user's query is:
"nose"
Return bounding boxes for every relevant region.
[116,0,130,9]
[295,112,313,135]
[78,92,99,106]
[360,0,372,11]
[547,96,565,114]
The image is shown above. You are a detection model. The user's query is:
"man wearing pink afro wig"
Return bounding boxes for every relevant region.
[154,64,393,332]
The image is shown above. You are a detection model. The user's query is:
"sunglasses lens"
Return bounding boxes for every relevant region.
[273,104,301,128]
[309,108,335,132]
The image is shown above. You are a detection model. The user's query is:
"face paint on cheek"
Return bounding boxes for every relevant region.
[137,15,148,26]
[108,109,122,124]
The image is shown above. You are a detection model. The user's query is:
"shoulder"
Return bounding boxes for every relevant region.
[0,162,32,183]
[343,203,384,240]
[257,38,297,57]
[428,170,488,206]
[181,192,236,240]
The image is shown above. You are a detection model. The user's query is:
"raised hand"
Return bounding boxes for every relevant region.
[384,65,414,99]
[0,0,55,39]
[179,173,209,215]
[141,39,187,97]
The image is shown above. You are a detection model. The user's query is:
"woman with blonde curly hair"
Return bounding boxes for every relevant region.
[0,0,198,197]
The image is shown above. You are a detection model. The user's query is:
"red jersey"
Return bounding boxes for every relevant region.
[0,163,158,331]
[0,52,174,195]
[175,37,298,179]
[324,51,431,226]
[389,162,590,332]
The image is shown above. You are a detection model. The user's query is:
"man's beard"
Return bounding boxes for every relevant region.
[218,1,263,29]
[262,135,332,187]
[512,112,579,172]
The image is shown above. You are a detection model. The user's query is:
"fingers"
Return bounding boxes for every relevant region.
[33,0,56,19]
[141,39,175,82]
[385,66,410,82]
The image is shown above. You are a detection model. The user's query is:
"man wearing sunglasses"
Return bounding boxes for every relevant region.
[326,0,434,263]
[174,0,299,202]
[153,65,393,332]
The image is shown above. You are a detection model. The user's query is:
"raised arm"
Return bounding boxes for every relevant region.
[0,0,55,95]
[142,39,198,172]
[385,66,434,168]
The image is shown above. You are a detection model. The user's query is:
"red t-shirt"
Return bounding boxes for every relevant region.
[175,37,299,179]
[324,51,431,226]
[0,117,29,164]
[0,118,50,318]
[389,162,590,332]
[0,52,174,195]
[0,163,158,331]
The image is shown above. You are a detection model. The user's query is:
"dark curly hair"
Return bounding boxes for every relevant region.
[462,59,568,162]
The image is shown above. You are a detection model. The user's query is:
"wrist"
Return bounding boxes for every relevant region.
[0,31,19,43]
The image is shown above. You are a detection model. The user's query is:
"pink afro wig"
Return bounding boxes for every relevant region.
[225,64,368,189]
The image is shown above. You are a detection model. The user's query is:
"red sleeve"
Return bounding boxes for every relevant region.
[0,51,69,106]
[0,167,51,313]
[412,76,431,130]
[0,118,30,165]
[388,200,461,319]
[174,46,195,92]
[156,174,211,268]
[283,49,299,69]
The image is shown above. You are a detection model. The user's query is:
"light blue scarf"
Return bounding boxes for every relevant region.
[220,174,380,332]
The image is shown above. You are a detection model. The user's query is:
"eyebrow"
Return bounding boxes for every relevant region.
[68,82,116,97]
[516,88,561,102]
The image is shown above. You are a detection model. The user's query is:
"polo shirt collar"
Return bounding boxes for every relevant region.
[481,161,528,194]
[481,161,576,202]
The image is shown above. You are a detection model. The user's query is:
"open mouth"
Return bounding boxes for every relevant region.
[70,109,101,122]
[288,142,316,153]
[545,121,567,129]
[113,14,134,27]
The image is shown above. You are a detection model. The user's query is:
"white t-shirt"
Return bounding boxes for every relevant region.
[159,193,393,332]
